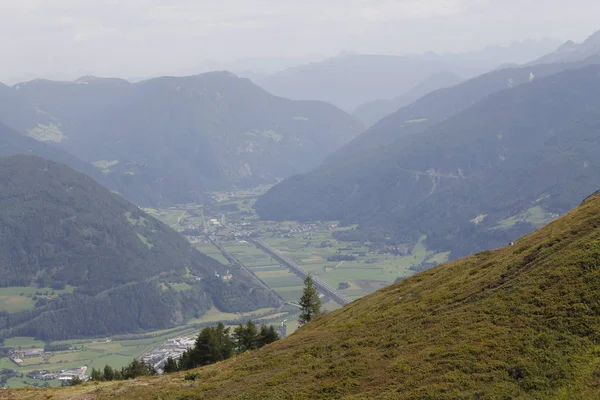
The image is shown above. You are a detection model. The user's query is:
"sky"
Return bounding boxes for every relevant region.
[0,0,599,82]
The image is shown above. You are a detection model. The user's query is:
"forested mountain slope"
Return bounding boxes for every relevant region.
[257,64,600,259]
[10,189,600,399]
[5,72,362,206]
[0,156,275,341]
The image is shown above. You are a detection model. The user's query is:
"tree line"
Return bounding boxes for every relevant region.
[89,358,157,383]
[89,320,280,382]
[165,321,279,373]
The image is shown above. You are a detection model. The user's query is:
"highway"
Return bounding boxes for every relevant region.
[250,238,352,306]
[209,238,286,305]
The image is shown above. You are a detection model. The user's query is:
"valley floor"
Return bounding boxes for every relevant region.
[0,185,449,388]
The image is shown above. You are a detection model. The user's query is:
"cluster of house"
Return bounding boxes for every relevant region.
[214,270,233,281]
[280,222,339,236]
[26,367,88,383]
[141,337,196,373]
[9,348,45,365]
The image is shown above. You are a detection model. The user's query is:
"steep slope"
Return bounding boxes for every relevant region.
[353,71,463,127]
[0,155,276,341]
[10,72,362,204]
[10,190,600,399]
[257,64,600,259]
[532,30,600,65]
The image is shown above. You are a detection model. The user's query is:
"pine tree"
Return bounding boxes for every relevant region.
[90,367,104,381]
[257,325,280,347]
[163,356,179,373]
[299,275,322,325]
[103,365,115,381]
[69,376,83,386]
[244,320,259,351]
[233,321,258,353]
[215,322,235,360]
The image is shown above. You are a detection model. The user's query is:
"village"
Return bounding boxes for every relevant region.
[6,348,88,385]
[25,367,88,384]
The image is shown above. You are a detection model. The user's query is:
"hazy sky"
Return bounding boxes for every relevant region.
[0,0,598,82]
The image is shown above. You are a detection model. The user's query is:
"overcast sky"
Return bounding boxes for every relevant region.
[0,0,598,82]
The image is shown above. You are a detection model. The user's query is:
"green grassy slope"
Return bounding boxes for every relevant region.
[7,191,600,398]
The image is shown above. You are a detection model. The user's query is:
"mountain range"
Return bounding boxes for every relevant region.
[0,155,276,341]
[255,39,560,113]
[0,72,363,207]
[256,58,600,259]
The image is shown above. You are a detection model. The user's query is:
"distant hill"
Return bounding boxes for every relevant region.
[353,71,463,127]
[0,120,198,207]
[4,72,362,206]
[532,30,600,65]
[256,64,600,259]
[256,53,456,112]
[256,40,560,112]
[0,155,276,341]
[16,190,600,399]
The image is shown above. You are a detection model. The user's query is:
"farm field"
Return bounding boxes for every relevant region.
[143,184,449,305]
[0,286,75,313]
[143,207,194,228]
[194,243,230,265]
[219,232,448,303]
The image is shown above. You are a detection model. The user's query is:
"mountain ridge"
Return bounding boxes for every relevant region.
[2,71,363,206]
[532,29,600,65]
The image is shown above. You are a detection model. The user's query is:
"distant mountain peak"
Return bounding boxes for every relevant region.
[582,29,600,46]
[74,75,130,85]
[531,30,600,65]
[556,40,578,52]
[75,75,100,83]
[197,70,239,79]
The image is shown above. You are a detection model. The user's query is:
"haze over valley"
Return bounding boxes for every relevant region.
[2,2,600,398]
